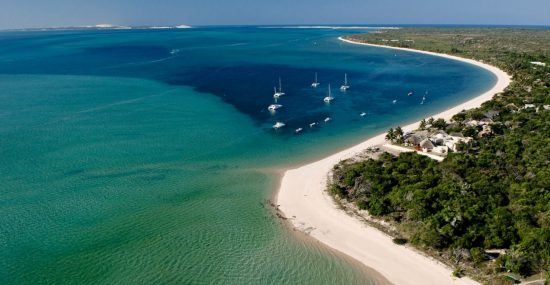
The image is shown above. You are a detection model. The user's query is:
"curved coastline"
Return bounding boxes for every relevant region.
[276,37,511,285]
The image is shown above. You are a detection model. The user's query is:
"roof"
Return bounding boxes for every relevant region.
[420,139,435,149]
[484,110,499,119]
[405,135,422,145]
[449,132,464,138]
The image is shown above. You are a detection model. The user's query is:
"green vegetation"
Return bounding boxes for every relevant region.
[334,28,549,283]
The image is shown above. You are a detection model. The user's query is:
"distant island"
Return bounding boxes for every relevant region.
[3,24,192,32]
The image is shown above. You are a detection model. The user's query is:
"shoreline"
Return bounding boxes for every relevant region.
[276,37,511,285]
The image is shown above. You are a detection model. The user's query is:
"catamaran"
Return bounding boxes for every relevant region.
[273,121,285,129]
[268,104,282,111]
[311,72,320,87]
[324,84,334,103]
[340,73,350,91]
[273,77,285,98]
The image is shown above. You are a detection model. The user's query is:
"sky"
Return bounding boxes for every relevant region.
[1,0,549,29]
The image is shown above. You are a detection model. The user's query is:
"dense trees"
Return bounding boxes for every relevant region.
[336,28,550,281]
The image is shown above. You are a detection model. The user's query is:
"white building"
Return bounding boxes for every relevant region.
[530,61,546,67]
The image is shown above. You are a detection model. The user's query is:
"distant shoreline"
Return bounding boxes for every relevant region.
[276,36,511,285]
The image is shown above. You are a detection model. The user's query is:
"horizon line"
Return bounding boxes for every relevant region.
[2,23,550,32]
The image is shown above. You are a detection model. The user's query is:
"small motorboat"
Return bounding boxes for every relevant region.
[324,117,331,122]
[273,122,285,129]
[295,128,303,133]
[309,122,316,128]
[360,112,367,117]
[268,104,282,111]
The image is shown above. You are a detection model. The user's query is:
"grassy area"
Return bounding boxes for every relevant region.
[333,28,550,284]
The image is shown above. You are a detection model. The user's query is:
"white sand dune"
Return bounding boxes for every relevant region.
[276,37,511,285]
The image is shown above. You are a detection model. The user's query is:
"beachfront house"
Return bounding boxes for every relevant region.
[432,130,448,145]
[402,129,471,154]
[420,139,435,152]
[404,135,422,147]
[445,133,472,152]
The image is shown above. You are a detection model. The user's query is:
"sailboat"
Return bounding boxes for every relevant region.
[273,77,285,98]
[340,73,350,91]
[324,84,334,103]
[311,72,320,87]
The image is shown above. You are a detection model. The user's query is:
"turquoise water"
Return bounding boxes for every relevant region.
[0,27,496,284]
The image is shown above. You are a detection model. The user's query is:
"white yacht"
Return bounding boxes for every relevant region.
[273,77,285,98]
[309,122,316,128]
[324,117,331,122]
[268,104,282,111]
[311,72,320,87]
[295,128,303,133]
[273,122,285,129]
[340,73,350,91]
[360,112,367,117]
[323,84,334,103]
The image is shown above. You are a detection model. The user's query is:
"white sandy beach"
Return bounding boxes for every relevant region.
[276,37,511,285]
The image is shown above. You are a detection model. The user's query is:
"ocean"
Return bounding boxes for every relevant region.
[0,26,496,284]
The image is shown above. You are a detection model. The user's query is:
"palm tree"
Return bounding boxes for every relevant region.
[395,126,404,144]
[420,119,427,130]
[395,126,404,138]
[385,128,396,142]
